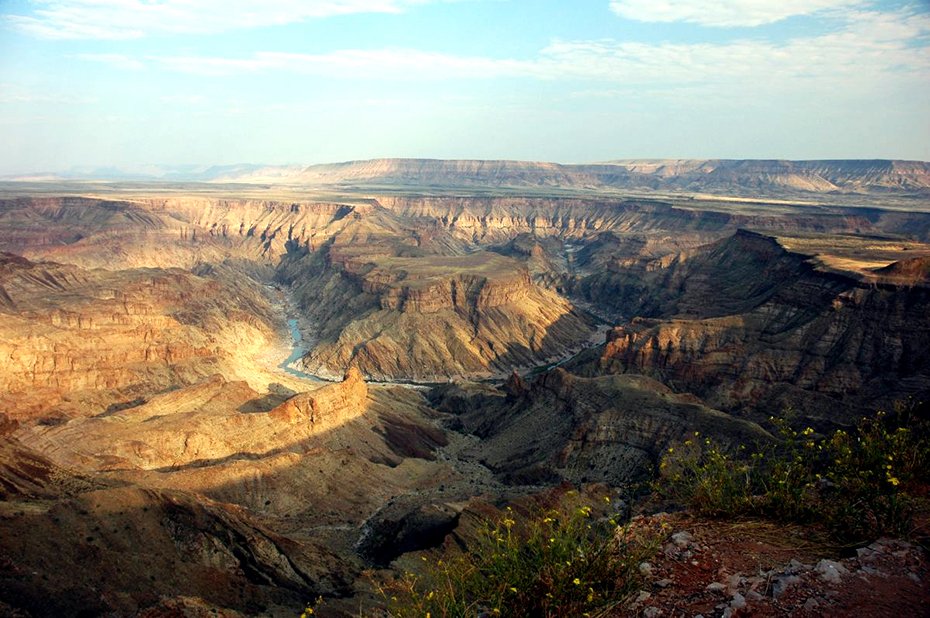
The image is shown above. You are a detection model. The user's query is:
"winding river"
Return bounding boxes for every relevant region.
[279,318,325,382]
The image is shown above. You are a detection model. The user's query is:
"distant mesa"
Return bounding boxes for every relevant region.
[6,157,930,197]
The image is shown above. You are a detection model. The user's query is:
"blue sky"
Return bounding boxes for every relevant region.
[1,0,928,174]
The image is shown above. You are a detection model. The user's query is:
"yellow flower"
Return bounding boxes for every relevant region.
[604,496,611,503]
[510,587,518,593]
[573,578,581,585]
[889,477,900,486]
[668,447,674,453]
[427,592,434,600]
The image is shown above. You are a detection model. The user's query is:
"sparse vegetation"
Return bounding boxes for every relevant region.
[366,495,658,618]
[654,401,930,543]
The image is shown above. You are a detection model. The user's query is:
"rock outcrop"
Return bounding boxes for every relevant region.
[269,367,368,425]
[0,437,352,617]
[569,232,930,424]
[209,158,930,196]
[282,247,598,381]
[431,367,771,485]
[0,254,278,421]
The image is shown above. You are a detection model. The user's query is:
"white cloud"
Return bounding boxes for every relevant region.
[154,49,538,77]
[74,54,143,70]
[4,0,434,40]
[609,0,864,27]
[142,7,929,96]
[0,83,98,104]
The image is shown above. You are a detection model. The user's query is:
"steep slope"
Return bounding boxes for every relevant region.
[569,232,930,424]
[430,368,771,485]
[0,254,280,421]
[281,245,598,381]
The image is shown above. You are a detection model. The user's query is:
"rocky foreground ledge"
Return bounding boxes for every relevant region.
[626,513,928,618]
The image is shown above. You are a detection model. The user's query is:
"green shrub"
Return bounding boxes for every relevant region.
[369,496,658,618]
[654,402,930,543]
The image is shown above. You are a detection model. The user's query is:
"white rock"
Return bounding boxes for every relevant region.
[672,531,693,548]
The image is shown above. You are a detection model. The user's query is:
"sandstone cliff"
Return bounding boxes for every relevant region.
[0,254,279,421]
[569,232,930,424]
[281,246,598,381]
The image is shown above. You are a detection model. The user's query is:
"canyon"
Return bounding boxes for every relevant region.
[0,166,929,616]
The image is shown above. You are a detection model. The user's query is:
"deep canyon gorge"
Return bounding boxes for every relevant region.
[1,159,929,617]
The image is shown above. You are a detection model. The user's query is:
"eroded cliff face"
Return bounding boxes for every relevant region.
[375,196,883,244]
[269,367,368,424]
[0,254,279,421]
[281,246,597,381]
[430,367,771,485]
[569,232,930,424]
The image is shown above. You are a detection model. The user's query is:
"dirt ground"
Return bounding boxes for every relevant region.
[616,513,929,618]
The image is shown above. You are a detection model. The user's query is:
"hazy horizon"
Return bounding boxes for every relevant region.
[2,0,929,175]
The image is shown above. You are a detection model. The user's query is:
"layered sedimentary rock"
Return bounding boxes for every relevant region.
[15,369,456,523]
[569,231,930,424]
[376,196,885,244]
[0,254,278,421]
[430,367,771,485]
[282,247,598,381]
[268,367,368,424]
[211,158,930,196]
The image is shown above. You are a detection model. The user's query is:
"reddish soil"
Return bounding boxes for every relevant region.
[616,513,930,618]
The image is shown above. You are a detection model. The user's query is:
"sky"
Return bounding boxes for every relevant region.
[0,0,929,174]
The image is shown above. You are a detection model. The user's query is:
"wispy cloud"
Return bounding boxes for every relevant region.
[132,7,929,97]
[152,49,538,77]
[74,53,143,70]
[608,0,865,27]
[0,83,98,104]
[4,0,437,40]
